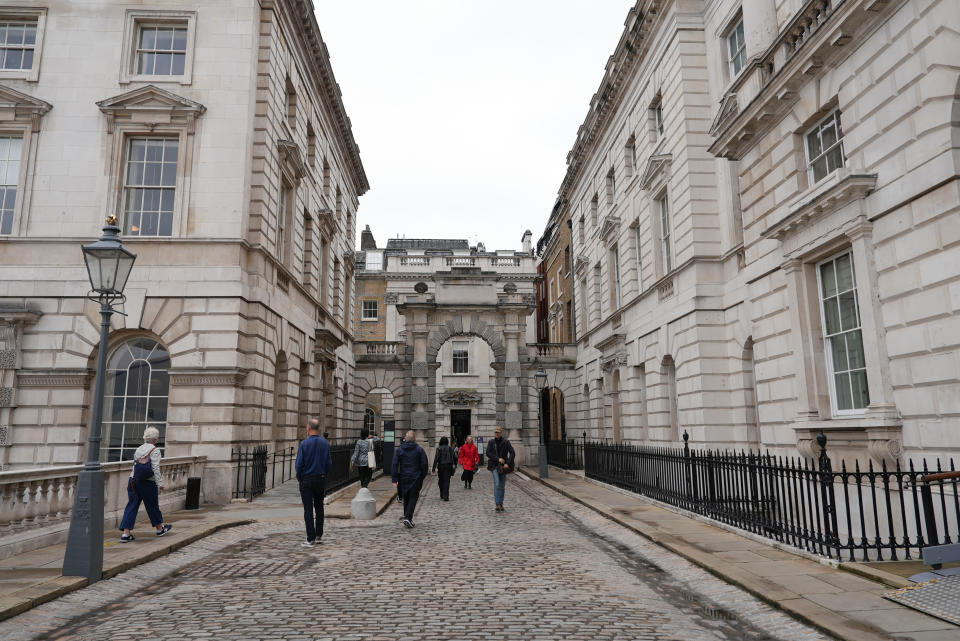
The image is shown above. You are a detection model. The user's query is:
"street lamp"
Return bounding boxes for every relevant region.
[535,366,548,479]
[63,216,136,583]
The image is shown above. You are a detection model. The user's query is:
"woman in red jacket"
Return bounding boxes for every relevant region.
[458,435,480,489]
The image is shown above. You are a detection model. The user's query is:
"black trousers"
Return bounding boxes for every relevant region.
[437,465,453,499]
[401,479,422,522]
[357,465,373,488]
[298,475,325,542]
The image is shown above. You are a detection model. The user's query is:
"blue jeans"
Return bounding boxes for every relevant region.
[491,468,506,505]
[119,478,164,530]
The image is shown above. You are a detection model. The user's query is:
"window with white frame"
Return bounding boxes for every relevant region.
[136,25,187,76]
[610,244,621,308]
[362,300,378,321]
[626,136,637,175]
[606,169,616,204]
[0,20,37,71]
[727,19,746,78]
[590,193,599,227]
[817,251,869,413]
[651,96,664,141]
[363,408,376,434]
[658,195,672,273]
[0,135,22,235]
[452,341,469,374]
[806,109,845,184]
[634,223,643,291]
[123,137,178,237]
[278,180,293,264]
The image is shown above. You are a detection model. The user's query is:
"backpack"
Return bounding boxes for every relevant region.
[438,445,454,467]
[132,447,156,482]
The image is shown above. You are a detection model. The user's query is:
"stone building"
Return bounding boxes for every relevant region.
[353,228,572,459]
[0,0,367,502]
[550,0,960,464]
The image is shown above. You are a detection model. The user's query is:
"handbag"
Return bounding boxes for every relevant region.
[366,440,377,468]
[498,461,513,475]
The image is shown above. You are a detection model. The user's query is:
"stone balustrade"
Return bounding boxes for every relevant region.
[365,342,400,355]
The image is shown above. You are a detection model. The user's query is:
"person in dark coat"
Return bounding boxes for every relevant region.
[392,430,428,528]
[485,426,516,512]
[432,436,456,501]
[295,418,332,547]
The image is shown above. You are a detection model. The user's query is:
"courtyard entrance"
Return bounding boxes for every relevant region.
[450,409,470,446]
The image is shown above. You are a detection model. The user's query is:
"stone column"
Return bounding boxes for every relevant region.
[502,326,524,460]
[741,0,778,59]
[410,324,431,443]
[782,259,822,421]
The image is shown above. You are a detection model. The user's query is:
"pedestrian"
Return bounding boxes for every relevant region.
[119,426,173,541]
[351,428,376,488]
[432,436,456,501]
[458,435,479,489]
[295,418,332,547]
[485,426,516,512]
[391,430,428,528]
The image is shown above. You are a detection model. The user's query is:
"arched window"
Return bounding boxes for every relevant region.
[363,408,376,434]
[102,337,170,462]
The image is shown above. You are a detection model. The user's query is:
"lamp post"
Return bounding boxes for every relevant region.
[535,366,548,479]
[62,216,136,583]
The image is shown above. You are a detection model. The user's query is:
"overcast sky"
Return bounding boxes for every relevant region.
[313,1,634,252]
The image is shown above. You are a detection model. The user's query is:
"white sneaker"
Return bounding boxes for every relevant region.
[402,519,414,529]
[301,540,315,548]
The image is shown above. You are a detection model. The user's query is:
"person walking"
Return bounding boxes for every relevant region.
[432,436,456,501]
[351,429,376,489]
[458,435,479,489]
[295,418,332,547]
[119,426,173,541]
[392,430,428,528]
[486,426,516,512]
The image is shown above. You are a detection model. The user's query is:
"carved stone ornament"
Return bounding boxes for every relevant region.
[169,368,248,387]
[0,424,8,446]
[414,282,429,294]
[440,390,482,406]
[868,438,902,465]
[502,282,517,293]
[0,349,15,369]
[384,292,399,304]
[600,352,628,371]
[0,387,12,407]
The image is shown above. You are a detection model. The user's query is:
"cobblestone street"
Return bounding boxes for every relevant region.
[1,473,831,641]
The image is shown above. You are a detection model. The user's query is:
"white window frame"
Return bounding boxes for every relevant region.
[278,179,293,265]
[362,299,379,321]
[611,244,622,308]
[816,250,869,416]
[805,109,846,185]
[0,8,45,82]
[727,18,746,78]
[634,222,643,292]
[658,195,672,274]
[452,341,469,374]
[651,96,664,142]
[119,10,197,85]
[121,136,180,238]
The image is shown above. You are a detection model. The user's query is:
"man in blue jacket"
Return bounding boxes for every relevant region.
[392,430,428,528]
[295,418,332,547]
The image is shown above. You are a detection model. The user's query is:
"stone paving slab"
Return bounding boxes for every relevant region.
[525,466,960,641]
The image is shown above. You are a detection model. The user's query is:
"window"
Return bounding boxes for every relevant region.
[0,20,36,71]
[362,300,378,321]
[658,195,672,273]
[123,137,178,237]
[302,211,313,291]
[136,25,187,76]
[307,122,317,168]
[651,96,664,141]
[727,19,746,77]
[452,341,469,374]
[806,109,845,184]
[663,356,679,440]
[634,223,643,291]
[590,194,599,227]
[0,136,22,235]
[285,75,297,130]
[578,214,585,246]
[102,338,170,462]
[606,169,616,204]
[365,250,383,271]
[818,251,869,413]
[278,180,293,263]
[322,158,331,197]
[548,278,555,304]
[626,136,637,175]
[364,408,376,434]
[610,244,621,308]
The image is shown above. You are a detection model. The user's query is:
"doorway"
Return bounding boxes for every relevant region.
[451,409,471,446]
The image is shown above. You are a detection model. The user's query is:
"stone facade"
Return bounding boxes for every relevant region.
[0,1,367,502]
[548,0,960,464]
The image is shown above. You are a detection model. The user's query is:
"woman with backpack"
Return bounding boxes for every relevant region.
[431,436,457,501]
[119,426,173,542]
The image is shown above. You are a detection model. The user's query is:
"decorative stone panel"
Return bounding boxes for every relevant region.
[0,424,8,446]
[505,361,521,378]
[0,387,12,407]
[504,410,522,430]
[412,361,428,378]
[411,386,429,404]
[0,349,15,368]
[410,411,429,430]
[504,385,522,404]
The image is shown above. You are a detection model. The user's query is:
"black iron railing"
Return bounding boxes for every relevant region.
[584,432,960,562]
[232,445,268,500]
[547,438,584,470]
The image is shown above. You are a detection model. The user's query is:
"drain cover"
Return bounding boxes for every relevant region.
[885,575,960,625]
[177,558,313,579]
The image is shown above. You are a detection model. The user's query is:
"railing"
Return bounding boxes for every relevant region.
[232,445,268,500]
[584,432,960,562]
[491,256,521,266]
[533,343,573,356]
[364,342,400,355]
[547,438,584,470]
[446,256,476,266]
[400,256,430,266]
[0,456,205,533]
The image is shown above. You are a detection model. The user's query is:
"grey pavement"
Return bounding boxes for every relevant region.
[0,469,832,641]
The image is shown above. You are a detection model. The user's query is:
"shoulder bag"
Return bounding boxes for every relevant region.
[367,440,377,468]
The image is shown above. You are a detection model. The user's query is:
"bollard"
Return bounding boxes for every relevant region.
[350,487,377,520]
[185,477,201,510]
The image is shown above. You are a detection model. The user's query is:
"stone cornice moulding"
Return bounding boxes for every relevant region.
[0,83,52,132]
[639,153,672,191]
[16,369,93,387]
[761,169,877,241]
[169,368,248,387]
[277,139,306,179]
[708,92,738,136]
[97,85,206,134]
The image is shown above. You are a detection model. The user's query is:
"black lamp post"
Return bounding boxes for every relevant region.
[535,366,548,478]
[62,216,136,583]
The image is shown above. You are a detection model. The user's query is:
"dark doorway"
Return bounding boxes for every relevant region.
[451,409,471,447]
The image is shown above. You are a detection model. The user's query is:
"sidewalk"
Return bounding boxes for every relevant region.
[0,474,395,622]
[525,466,959,641]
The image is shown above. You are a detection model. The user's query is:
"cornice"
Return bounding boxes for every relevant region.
[761,170,877,241]
[17,369,92,387]
[169,368,248,386]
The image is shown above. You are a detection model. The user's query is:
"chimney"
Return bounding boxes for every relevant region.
[521,229,533,255]
[360,224,377,250]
